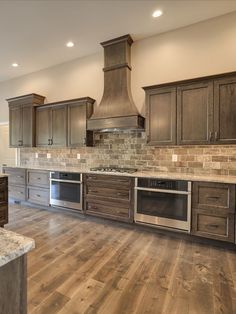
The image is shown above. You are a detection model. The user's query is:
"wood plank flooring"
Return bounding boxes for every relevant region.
[6,204,236,314]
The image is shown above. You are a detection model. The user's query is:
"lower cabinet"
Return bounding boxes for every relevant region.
[27,170,50,206]
[3,167,26,202]
[0,177,8,226]
[191,181,235,243]
[84,174,134,222]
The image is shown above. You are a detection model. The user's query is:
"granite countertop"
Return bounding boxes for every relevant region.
[0,228,35,267]
[0,174,8,178]
[3,165,236,184]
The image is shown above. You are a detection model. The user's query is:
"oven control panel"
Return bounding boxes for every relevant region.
[137,178,188,191]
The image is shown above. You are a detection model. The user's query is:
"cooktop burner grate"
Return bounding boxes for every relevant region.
[90,167,137,174]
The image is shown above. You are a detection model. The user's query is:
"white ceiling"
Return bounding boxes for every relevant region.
[1,0,236,82]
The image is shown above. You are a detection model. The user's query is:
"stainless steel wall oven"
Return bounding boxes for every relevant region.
[50,172,82,211]
[135,178,191,232]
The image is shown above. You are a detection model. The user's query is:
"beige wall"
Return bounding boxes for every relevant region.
[0,11,236,122]
[0,124,16,167]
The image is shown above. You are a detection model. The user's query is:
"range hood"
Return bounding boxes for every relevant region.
[87,34,145,131]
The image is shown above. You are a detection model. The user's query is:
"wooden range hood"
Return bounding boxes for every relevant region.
[87,34,145,131]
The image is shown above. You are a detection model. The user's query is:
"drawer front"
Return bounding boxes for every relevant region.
[9,185,26,201]
[86,201,131,221]
[28,170,49,188]
[3,168,26,186]
[0,205,8,225]
[192,182,235,212]
[87,186,130,201]
[0,177,7,190]
[191,209,235,243]
[85,174,132,187]
[27,187,49,206]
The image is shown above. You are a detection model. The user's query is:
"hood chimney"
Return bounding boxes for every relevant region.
[87,34,145,131]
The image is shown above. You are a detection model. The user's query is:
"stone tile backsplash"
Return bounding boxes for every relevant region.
[19,131,236,176]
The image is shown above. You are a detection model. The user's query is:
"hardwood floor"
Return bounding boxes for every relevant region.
[6,204,236,314]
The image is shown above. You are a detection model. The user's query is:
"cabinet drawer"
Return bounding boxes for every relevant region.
[9,185,26,201]
[192,182,235,213]
[191,209,235,243]
[3,167,26,186]
[86,201,131,221]
[87,186,130,201]
[28,170,49,188]
[86,174,132,187]
[0,205,8,225]
[0,189,7,202]
[0,178,7,190]
[27,187,49,206]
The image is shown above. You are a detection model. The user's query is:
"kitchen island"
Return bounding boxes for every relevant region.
[0,228,35,314]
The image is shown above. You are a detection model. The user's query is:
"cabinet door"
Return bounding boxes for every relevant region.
[177,81,213,145]
[214,76,236,144]
[146,87,176,146]
[68,103,87,147]
[9,106,22,147]
[51,105,67,146]
[36,107,51,146]
[22,105,34,147]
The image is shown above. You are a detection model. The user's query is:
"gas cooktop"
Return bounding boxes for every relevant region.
[90,167,137,174]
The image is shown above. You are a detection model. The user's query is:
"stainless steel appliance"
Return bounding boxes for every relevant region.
[90,167,137,174]
[135,178,191,232]
[50,172,82,211]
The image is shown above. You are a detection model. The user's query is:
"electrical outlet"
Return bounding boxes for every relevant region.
[47,153,51,159]
[35,153,38,159]
[172,154,178,162]
[77,153,81,160]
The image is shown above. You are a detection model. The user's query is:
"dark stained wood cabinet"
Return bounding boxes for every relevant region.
[36,97,95,147]
[145,87,176,145]
[67,97,94,147]
[0,177,8,227]
[7,94,45,147]
[144,71,236,146]
[177,81,213,145]
[36,104,67,147]
[214,75,236,144]
[191,181,235,243]
[84,174,134,222]
[3,167,26,202]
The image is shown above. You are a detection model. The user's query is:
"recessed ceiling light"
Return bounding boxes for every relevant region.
[152,10,163,18]
[66,41,74,48]
[12,63,19,67]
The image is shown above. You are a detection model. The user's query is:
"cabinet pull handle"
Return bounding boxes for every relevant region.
[36,194,41,197]
[51,139,53,145]
[215,131,219,141]
[207,196,220,199]
[48,139,51,145]
[208,224,218,229]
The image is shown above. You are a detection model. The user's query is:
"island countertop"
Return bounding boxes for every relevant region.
[0,228,35,267]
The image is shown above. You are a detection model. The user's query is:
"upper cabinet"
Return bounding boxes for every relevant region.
[214,76,236,144]
[36,104,67,147]
[177,81,213,145]
[145,87,176,146]
[36,97,95,147]
[144,72,236,146]
[7,94,45,147]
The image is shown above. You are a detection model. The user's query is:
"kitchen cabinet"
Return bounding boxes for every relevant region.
[214,75,236,144]
[7,94,45,147]
[145,87,176,146]
[0,177,8,227]
[36,97,95,147]
[84,174,134,222]
[177,81,213,145]
[3,167,26,202]
[68,98,94,147]
[191,181,235,242]
[36,104,67,147]
[144,71,236,146]
[27,169,50,206]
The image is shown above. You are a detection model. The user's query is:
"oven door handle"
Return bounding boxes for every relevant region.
[134,187,190,195]
[50,179,82,184]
